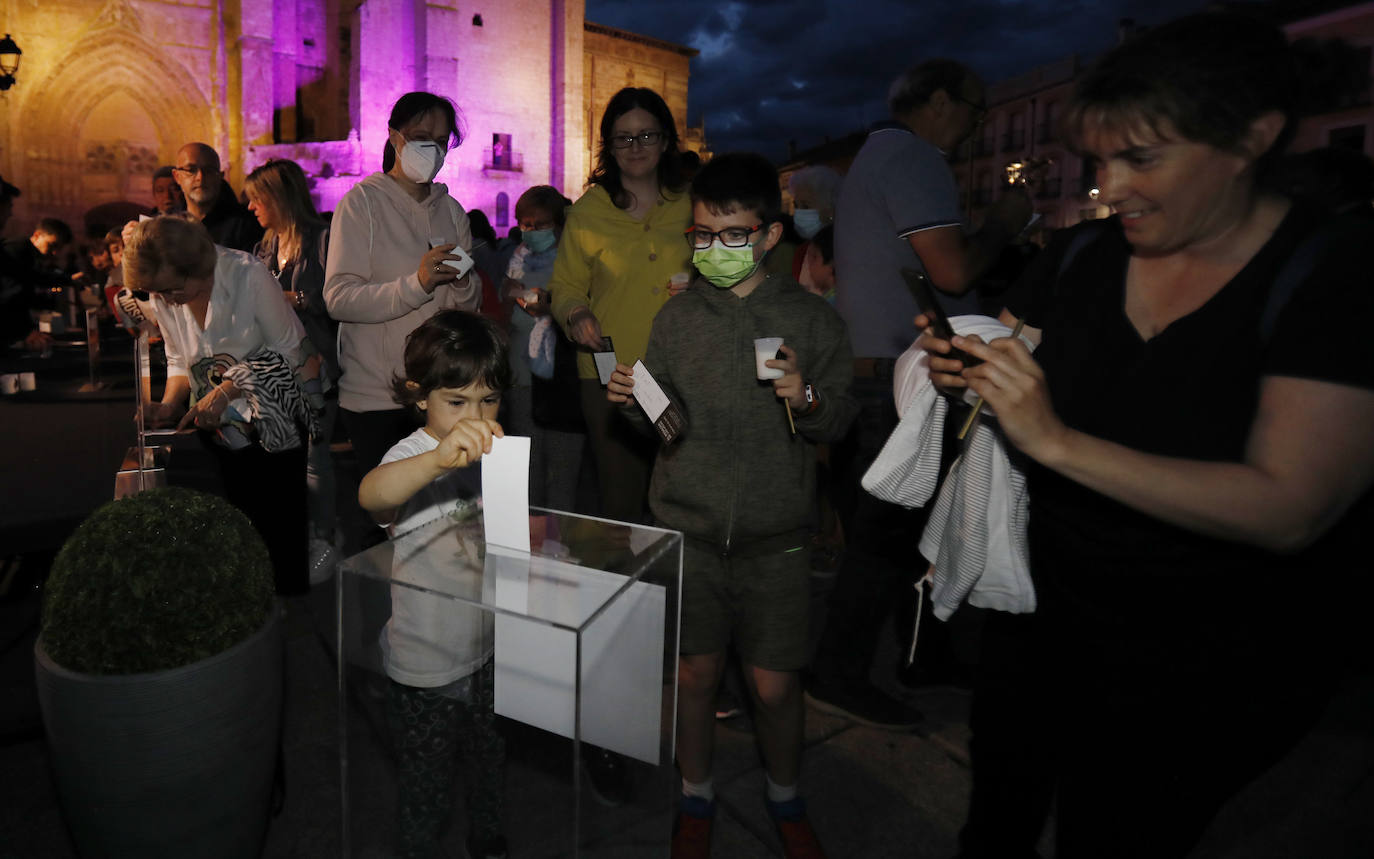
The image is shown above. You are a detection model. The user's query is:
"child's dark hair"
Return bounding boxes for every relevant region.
[392,310,511,414]
[515,185,573,229]
[690,152,783,227]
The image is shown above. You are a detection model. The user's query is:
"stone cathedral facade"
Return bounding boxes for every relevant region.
[0,0,706,238]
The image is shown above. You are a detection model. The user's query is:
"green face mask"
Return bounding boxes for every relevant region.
[692,241,763,289]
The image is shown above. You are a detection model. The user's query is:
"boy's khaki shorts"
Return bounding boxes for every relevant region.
[679,536,811,671]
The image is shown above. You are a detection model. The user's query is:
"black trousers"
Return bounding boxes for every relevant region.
[578,379,654,524]
[811,368,938,682]
[341,407,416,478]
[206,437,308,595]
[959,610,1327,858]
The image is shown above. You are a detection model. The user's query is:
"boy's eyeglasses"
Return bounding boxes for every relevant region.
[610,130,664,149]
[685,224,763,250]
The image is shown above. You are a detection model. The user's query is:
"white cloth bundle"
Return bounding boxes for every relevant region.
[862,315,1037,620]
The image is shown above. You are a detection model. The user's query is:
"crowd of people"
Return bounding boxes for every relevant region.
[4,9,1374,859]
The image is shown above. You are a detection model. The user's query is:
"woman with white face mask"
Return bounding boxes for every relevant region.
[324,91,481,485]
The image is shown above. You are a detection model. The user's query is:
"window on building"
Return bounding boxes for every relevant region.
[496,192,510,228]
[492,133,512,170]
[974,170,994,206]
[978,122,996,158]
[1038,159,1062,199]
[1037,102,1058,144]
[484,133,522,172]
[1006,111,1026,150]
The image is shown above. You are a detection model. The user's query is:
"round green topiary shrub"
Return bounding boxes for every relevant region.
[41,487,275,675]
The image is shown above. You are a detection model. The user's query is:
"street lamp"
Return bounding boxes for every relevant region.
[0,34,22,91]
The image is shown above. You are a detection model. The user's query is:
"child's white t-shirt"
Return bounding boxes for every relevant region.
[378,427,493,689]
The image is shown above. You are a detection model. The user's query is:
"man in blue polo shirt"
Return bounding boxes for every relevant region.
[808,59,1032,729]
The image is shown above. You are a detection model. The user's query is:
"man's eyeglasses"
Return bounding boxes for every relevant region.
[610,130,664,150]
[685,224,763,250]
[172,165,216,177]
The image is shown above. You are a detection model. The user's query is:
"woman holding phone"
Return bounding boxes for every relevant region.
[548,87,692,523]
[920,14,1374,857]
[325,91,481,478]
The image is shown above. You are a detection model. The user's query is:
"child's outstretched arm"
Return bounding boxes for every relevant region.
[359,418,504,525]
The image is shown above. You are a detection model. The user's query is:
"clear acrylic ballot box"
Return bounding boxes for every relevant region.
[337,506,683,858]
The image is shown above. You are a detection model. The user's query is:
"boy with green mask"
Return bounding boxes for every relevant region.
[606,152,858,858]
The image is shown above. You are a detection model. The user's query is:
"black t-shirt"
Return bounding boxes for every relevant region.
[202,188,265,254]
[1002,206,1374,663]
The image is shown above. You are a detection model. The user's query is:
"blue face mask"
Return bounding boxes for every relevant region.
[522,228,556,254]
[792,208,824,240]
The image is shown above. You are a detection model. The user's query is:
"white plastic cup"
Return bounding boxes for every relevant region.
[669,272,690,294]
[0,375,17,395]
[754,337,784,380]
[18,372,35,391]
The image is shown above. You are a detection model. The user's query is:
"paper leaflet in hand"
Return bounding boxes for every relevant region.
[630,360,686,444]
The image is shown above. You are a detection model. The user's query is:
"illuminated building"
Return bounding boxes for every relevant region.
[0,0,704,237]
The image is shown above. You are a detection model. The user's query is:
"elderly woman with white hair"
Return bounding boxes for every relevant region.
[768,165,842,299]
[126,215,319,594]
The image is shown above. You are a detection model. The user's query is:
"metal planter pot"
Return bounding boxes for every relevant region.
[34,606,284,858]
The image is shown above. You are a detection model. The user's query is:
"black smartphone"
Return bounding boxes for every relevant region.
[901,268,980,367]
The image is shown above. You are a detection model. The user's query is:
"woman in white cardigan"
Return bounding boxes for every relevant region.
[324,91,481,479]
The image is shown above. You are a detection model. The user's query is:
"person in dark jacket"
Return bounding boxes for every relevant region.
[173,143,263,252]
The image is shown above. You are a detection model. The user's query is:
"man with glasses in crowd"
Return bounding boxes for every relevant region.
[806,59,1032,729]
[151,165,187,216]
[173,142,262,252]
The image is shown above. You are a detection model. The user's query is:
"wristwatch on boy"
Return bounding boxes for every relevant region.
[802,382,819,415]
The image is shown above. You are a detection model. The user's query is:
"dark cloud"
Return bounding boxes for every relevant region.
[586,0,1215,163]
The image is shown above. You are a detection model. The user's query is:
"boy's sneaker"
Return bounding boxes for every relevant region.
[714,686,744,720]
[767,797,826,859]
[671,795,715,859]
[465,832,508,859]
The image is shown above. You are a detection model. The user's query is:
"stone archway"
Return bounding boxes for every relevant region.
[18,9,214,229]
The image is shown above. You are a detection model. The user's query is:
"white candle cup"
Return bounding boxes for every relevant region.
[754,337,784,380]
[0,375,18,395]
[18,372,35,391]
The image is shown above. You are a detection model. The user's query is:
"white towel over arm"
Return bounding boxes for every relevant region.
[862,315,1037,621]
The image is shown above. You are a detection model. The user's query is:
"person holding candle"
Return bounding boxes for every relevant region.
[607,152,858,858]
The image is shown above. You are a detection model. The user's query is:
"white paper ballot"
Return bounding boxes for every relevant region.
[593,350,618,385]
[630,360,669,421]
[490,547,667,765]
[481,435,531,552]
[630,360,686,444]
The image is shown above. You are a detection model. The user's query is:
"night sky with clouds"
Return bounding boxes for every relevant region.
[585,0,1227,163]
